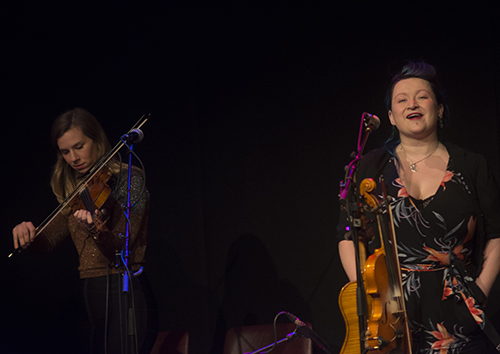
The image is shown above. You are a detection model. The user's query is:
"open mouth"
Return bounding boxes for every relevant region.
[407,113,422,119]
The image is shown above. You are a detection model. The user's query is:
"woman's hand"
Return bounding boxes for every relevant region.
[476,238,500,298]
[12,221,37,249]
[74,209,94,230]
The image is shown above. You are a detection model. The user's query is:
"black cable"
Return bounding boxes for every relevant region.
[120,139,147,209]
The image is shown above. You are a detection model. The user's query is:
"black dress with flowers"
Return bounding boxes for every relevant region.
[337,143,500,353]
[382,155,489,353]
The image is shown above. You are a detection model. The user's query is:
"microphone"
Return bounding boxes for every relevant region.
[364,112,381,130]
[285,312,306,327]
[121,128,144,143]
[285,312,334,354]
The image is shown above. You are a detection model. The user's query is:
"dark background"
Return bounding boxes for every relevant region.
[1,2,500,353]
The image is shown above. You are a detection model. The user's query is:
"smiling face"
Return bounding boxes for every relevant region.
[388,77,444,140]
[57,126,99,174]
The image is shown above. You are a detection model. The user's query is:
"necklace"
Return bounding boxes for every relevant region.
[400,143,439,172]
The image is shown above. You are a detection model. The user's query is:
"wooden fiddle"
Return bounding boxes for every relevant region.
[339,281,368,354]
[338,178,372,354]
[67,164,114,233]
[338,177,412,354]
[362,177,412,353]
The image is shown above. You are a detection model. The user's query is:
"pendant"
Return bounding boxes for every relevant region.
[410,163,418,172]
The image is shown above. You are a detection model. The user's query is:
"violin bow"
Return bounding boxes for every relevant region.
[8,113,150,258]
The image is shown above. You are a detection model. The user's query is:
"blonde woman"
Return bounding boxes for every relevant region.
[13,108,157,354]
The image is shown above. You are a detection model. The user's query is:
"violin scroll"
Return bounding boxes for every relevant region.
[359,178,378,210]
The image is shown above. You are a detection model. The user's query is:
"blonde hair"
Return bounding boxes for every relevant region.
[50,108,112,202]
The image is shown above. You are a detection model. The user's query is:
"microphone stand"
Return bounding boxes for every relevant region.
[338,113,377,354]
[121,141,134,353]
[119,127,147,354]
[242,325,334,354]
[295,325,334,354]
[243,331,299,354]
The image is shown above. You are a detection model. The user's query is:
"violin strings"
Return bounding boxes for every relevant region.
[79,188,104,229]
[80,187,96,216]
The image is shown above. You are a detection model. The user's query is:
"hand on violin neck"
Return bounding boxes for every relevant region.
[74,209,93,225]
[74,209,107,233]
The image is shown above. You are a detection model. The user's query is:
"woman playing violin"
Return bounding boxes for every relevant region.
[12,108,157,354]
[338,62,500,353]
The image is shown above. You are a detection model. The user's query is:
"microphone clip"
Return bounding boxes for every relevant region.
[121,128,144,143]
[363,112,381,131]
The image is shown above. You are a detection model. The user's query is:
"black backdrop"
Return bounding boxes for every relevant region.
[1,2,500,354]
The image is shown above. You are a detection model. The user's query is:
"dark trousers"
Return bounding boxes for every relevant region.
[82,272,158,354]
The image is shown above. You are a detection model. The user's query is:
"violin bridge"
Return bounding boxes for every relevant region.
[392,309,405,318]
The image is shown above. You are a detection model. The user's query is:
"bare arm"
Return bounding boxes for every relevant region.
[476,238,500,297]
[339,240,357,282]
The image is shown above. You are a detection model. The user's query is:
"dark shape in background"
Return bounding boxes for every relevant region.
[1,2,500,353]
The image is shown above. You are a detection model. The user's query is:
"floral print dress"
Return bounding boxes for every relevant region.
[381,156,490,353]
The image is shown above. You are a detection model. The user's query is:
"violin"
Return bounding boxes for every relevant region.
[338,180,372,354]
[8,114,149,257]
[67,164,114,233]
[339,177,412,354]
[363,177,412,353]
